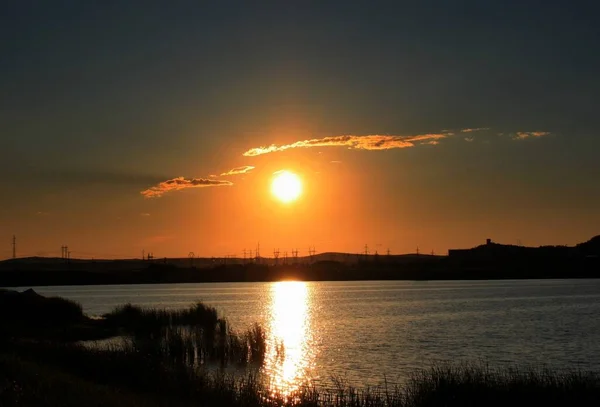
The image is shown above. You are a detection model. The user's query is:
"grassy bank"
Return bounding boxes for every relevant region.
[3,347,600,407]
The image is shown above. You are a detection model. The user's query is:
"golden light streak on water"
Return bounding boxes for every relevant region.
[264,281,315,397]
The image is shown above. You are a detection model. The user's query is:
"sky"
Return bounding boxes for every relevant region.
[1,1,600,259]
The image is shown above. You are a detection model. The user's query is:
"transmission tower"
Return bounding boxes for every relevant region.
[292,249,299,264]
[61,245,69,260]
[283,251,288,265]
[255,243,260,265]
[12,235,16,259]
[308,246,316,263]
[188,252,195,268]
[273,249,280,266]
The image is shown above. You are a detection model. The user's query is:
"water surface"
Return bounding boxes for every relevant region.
[21,279,600,392]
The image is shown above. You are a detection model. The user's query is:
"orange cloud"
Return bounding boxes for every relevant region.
[220,165,255,176]
[141,177,233,198]
[243,134,447,156]
[513,131,551,140]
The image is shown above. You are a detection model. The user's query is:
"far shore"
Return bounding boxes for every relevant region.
[1,258,599,288]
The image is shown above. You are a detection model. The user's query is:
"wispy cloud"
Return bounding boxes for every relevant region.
[220,165,255,176]
[464,137,474,142]
[141,177,233,198]
[330,160,342,164]
[243,134,447,156]
[513,131,551,140]
[461,127,490,133]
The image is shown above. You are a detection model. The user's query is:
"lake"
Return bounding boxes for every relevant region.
[19,279,600,393]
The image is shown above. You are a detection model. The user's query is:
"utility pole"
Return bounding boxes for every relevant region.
[12,235,16,259]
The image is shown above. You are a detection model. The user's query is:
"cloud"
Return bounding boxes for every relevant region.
[140,213,150,217]
[220,165,255,176]
[141,177,233,198]
[461,127,490,133]
[513,131,551,140]
[330,160,342,164]
[243,133,447,156]
[464,137,474,142]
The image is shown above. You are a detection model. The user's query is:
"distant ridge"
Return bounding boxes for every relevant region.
[1,235,598,265]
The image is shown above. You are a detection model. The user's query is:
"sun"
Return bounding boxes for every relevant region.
[271,171,302,203]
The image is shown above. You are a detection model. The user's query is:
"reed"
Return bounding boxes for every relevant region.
[103,302,267,367]
[6,342,600,407]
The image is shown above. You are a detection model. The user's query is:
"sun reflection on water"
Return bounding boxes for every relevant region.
[265,281,315,396]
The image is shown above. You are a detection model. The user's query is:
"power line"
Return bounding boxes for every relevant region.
[12,235,16,259]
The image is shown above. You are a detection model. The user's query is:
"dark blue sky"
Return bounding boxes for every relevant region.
[2,1,599,258]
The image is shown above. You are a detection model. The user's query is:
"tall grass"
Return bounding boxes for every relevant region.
[400,364,600,407]
[103,302,267,367]
[4,345,600,407]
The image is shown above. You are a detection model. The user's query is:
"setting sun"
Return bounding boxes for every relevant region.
[271,171,302,203]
